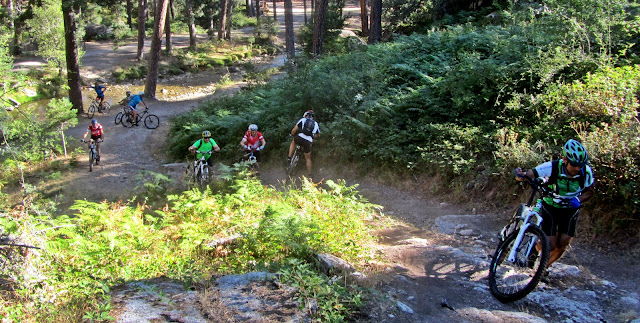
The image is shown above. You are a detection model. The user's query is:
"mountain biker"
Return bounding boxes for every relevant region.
[240,124,266,167]
[85,82,107,111]
[288,110,320,177]
[514,139,595,269]
[118,91,132,107]
[188,131,221,172]
[128,91,147,126]
[81,119,104,164]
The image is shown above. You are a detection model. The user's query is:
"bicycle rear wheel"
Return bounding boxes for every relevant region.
[488,225,549,302]
[144,114,160,129]
[286,148,300,176]
[102,102,111,115]
[122,113,134,127]
[115,112,123,125]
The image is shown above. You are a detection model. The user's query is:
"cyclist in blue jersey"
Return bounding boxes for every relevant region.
[128,92,147,126]
[514,139,595,268]
[85,82,108,111]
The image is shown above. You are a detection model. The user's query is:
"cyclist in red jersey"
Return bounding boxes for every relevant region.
[82,119,104,164]
[240,124,266,167]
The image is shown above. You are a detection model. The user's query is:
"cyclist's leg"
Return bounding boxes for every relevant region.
[304,151,312,175]
[130,105,138,124]
[548,209,578,266]
[288,138,296,159]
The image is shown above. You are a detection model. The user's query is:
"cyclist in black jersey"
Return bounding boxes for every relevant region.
[288,110,320,177]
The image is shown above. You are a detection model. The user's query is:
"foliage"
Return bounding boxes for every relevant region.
[298,0,346,56]
[25,0,66,73]
[0,176,376,321]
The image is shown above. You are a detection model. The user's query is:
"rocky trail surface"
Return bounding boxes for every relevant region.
[16,0,640,321]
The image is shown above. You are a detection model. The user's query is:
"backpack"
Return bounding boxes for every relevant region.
[301,118,316,136]
[547,160,586,192]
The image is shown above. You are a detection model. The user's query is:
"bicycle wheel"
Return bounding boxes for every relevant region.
[286,148,300,176]
[102,102,111,115]
[87,103,96,119]
[199,164,209,185]
[89,150,94,172]
[488,225,550,302]
[144,114,160,129]
[115,112,123,125]
[121,113,134,127]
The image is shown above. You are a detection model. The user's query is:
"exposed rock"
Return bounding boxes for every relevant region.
[548,263,581,278]
[396,300,414,314]
[433,214,487,235]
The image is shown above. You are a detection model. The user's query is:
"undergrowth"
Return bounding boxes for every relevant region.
[0,176,378,321]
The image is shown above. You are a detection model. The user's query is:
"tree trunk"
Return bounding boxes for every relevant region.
[312,0,328,57]
[218,0,228,40]
[303,0,307,24]
[272,0,276,19]
[360,0,368,37]
[127,0,133,29]
[185,0,196,50]
[165,1,172,55]
[145,0,169,98]
[284,0,294,59]
[13,18,22,55]
[136,0,147,60]
[255,0,261,36]
[368,0,381,44]
[62,0,83,114]
[225,0,233,40]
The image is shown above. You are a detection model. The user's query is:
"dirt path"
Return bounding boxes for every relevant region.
[29,1,640,321]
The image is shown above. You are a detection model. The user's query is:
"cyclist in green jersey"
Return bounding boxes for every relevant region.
[188,131,221,172]
[514,139,595,268]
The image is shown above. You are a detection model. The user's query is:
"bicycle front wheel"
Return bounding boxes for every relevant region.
[89,150,94,172]
[87,104,96,119]
[488,225,550,302]
[144,114,160,129]
[115,112,123,125]
[199,165,209,185]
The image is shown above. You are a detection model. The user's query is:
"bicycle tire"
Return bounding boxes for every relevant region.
[102,102,111,115]
[193,162,200,183]
[200,165,209,185]
[144,114,160,129]
[87,103,96,119]
[488,225,550,302]
[121,113,134,127]
[115,112,123,125]
[286,147,300,176]
[89,150,94,172]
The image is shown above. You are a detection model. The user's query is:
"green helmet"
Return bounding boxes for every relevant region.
[563,139,588,167]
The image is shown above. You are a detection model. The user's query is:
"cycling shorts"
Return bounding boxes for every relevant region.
[294,135,312,154]
[540,201,579,237]
[91,135,102,141]
[129,105,137,111]
[97,94,105,99]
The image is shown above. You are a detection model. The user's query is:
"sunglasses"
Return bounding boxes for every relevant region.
[204,137,211,139]
[568,160,582,167]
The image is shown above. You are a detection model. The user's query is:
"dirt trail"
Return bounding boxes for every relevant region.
[29,1,640,321]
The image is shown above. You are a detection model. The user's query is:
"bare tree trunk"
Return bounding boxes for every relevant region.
[127,0,133,29]
[165,1,172,55]
[272,0,276,19]
[145,0,170,98]
[225,0,233,40]
[284,0,294,59]
[303,0,307,24]
[60,125,67,158]
[256,0,261,36]
[185,0,196,50]
[136,0,147,60]
[218,0,228,40]
[360,0,368,37]
[312,0,328,57]
[368,0,381,44]
[62,0,83,114]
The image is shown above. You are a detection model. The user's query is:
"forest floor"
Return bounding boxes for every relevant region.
[13,0,640,322]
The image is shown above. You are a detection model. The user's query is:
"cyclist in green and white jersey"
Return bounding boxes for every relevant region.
[514,139,595,268]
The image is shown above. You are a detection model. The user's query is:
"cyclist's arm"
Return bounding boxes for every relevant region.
[240,138,248,148]
[188,145,196,153]
[290,125,299,136]
[259,138,266,149]
[514,168,534,182]
[578,185,595,203]
[213,144,221,152]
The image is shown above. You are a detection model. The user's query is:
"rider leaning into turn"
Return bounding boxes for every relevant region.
[240,124,266,167]
[188,131,221,172]
[288,110,320,177]
[128,92,147,126]
[514,139,595,269]
[85,82,107,111]
[119,91,132,107]
[82,119,104,164]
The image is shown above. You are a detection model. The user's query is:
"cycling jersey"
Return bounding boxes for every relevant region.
[243,131,264,149]
[192,138,217,159]
[533,160,594,208]
[91,85,105,97]
[88,124,103,137]
[128,95,142,108]
[295,118,320,142]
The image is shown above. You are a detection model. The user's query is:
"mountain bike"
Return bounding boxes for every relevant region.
[286,144,301,176]
[121,106,159,129]
[114,105,131,125]
[488,171,560,302]
[190,150,212,185]
[81,138,103,172]
[241,148,259,173]
[87,98,111,118]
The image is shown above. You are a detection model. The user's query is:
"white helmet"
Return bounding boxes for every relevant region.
[139,91,144,96]
[248,124,258,131]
